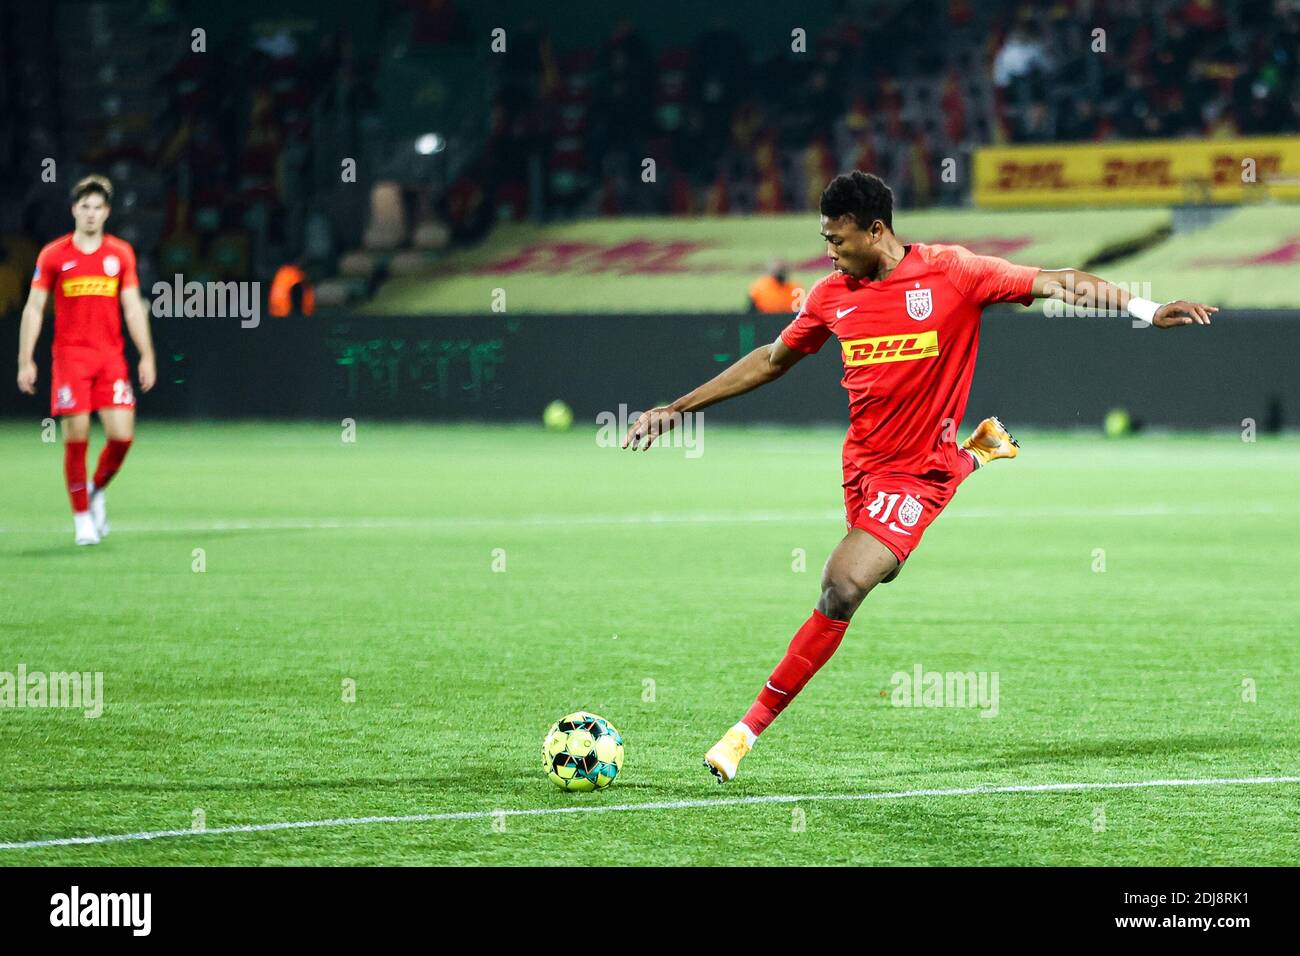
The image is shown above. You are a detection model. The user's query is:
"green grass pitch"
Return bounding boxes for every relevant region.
[0,420,1296,866]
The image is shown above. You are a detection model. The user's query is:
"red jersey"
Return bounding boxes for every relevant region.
[31,233,138,353]
[781,243,1039,478]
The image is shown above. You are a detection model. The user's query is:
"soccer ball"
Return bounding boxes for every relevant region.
[542,711,624,791]
[542,399,573,432]
[1104,407,1133,437]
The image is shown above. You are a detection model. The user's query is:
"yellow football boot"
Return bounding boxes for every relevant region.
[962,415,1020,467]
[704,725,753,783]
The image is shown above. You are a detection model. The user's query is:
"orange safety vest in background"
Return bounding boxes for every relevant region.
[748,274,799,314]
[269,264,316,316]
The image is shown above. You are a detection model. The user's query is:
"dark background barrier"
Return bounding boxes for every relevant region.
[3,309,1294,429]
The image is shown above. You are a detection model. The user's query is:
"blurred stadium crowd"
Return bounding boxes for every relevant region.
[0,0,1296,318]
[483,0,1299,225]
[0,0,388,316]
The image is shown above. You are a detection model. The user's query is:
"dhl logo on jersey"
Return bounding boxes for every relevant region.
[61,276,119,298]
[841,330,940,367]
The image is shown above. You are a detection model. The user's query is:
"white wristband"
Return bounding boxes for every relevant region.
[1127,296,1161,323]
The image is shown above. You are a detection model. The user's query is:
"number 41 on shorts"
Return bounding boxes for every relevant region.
[865,490,923,535]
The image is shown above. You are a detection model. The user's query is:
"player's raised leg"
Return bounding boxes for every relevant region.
[89,405,135,539]
[704,529,898,782]
[61,413,98,545]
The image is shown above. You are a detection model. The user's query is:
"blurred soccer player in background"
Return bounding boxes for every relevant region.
[624,171,1217,782]
[17,175,155,545]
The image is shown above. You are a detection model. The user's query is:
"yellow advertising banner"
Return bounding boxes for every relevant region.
[974,136,1300,207]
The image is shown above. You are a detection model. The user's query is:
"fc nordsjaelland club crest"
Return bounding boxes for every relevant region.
[897,494,923,528]
[905,288,933,321]
[103,255,120,277]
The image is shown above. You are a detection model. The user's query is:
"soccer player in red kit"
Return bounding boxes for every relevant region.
[17,175,155,545]
[622,172,1217,782]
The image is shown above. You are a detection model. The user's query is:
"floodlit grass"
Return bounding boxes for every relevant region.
[0,422,1296,865]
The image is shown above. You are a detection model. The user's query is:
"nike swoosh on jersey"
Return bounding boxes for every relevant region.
[61,261,77,271]
[836,306,858,318]
[887,523,913,535]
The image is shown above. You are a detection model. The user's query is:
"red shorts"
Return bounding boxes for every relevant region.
[843,453,977,564]
[50,348,135,417]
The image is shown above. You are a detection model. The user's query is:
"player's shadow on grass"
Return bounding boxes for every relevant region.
[8,775,470,795]
[7,771,661,796]
[6,545,112,558]
[4,527,327,557]
[889,733,1268,777]
[117,528,313,541]
[4,777,403,795]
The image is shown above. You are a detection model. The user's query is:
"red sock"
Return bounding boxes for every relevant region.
[64,440,89,513]
[93,437,133,490]
[959,446,978,479]
[742,609,850,736]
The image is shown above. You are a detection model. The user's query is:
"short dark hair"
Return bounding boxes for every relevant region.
[820,171,893,231]
[71,174,113,205]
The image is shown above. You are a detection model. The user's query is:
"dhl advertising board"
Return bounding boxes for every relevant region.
[974,136,1300,207]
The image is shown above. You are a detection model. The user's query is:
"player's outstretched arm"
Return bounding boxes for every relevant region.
[1031,269,1218,328]
[16,287,48,395]
[121,287,156,392]
[623,338,807,450]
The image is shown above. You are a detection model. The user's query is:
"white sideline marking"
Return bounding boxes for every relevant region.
[1,775,1295,851]
[0,503,1291,536]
